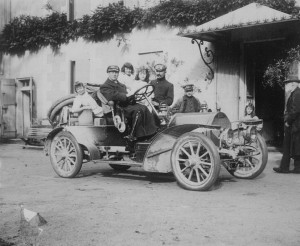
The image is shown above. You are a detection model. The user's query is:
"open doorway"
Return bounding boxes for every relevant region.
[245,40,285,146]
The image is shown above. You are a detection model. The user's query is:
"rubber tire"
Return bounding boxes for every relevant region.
[48,98,74,125]
[171,132,220,191]
[50,131,83,178]
[232,133,268,179]
[47,94,76,119]
[109,164,131,171]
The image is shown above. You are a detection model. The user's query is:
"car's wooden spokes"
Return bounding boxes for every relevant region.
[51,132,82,177]
[173,137,218,188]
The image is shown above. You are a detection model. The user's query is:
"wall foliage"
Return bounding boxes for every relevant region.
[0,0,297,55]
[263,45,300,88]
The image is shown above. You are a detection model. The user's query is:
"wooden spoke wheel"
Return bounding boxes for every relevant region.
[232,134,268,179]
[50,131,83,178]
[171,132,220,191]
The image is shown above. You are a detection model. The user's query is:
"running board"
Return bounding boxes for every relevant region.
[92,160,143,167]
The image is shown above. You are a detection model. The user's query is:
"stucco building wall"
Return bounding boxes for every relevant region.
[4,25,214,122]
[1,0,236,137]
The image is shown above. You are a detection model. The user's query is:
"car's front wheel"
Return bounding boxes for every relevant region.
[50,131,83,178]
[231,134,268,179]
[171,132,220,191]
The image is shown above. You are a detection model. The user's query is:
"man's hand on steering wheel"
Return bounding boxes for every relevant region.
[126,95,136,105]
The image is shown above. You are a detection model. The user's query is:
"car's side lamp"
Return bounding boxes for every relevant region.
[245,126,257,142]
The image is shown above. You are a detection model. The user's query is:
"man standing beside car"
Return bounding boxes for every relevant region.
[150,64,174,108]
[273,77,300,174]
[100,65,158,141]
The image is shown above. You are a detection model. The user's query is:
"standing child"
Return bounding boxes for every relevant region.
[244,103,257,120]
[243,103,263,130]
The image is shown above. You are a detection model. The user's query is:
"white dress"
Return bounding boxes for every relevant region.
[72,92,103,117]
[118,72,135,95]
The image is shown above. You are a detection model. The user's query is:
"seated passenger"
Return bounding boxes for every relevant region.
[100,65,159,141]
[150,64,174,108]
[171,84,201,113]
[118,62,135,95]
[71,81,103,118]
[132,66,153,111]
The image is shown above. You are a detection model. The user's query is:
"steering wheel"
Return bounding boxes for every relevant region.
[132,84,154,102]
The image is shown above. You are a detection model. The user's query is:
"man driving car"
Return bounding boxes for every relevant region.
[100,65,159,141]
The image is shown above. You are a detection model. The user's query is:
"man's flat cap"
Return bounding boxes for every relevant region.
[107,65,120,73]
[154,64,167,72]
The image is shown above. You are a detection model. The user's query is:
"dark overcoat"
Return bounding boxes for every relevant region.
[172,95,201,113]
[285,87,300,156]
[150,78,174,106]
[100,78,158,138]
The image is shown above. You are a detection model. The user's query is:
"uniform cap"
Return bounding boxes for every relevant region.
[182,84,194,92]
[107,65,120,73]
[154,64,167,72]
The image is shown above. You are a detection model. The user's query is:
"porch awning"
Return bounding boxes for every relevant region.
[178,3,300,42]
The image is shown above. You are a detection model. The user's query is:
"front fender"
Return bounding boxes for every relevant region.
[44,127,64,156]
[44,126,109,160]
[143,124,213,173]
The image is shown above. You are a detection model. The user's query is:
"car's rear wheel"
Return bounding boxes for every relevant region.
[109,164,131,171]
[231,134,268,179]
[50,131,83,178]
[171,132,220,191]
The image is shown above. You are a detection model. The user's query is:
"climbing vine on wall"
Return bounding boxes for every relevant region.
[263,44,300,88]
[0,0,297,55]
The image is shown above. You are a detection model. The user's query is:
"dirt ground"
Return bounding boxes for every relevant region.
[0,140,300,246]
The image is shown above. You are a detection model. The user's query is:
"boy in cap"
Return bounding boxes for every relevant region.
[273,76,300,174]
[150,64,174,108]
[171,84,201,113]
[100,65,158,141]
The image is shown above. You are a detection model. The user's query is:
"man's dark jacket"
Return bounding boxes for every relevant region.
[285,86,300,156]
[150,78,174,106]
[100,78,158,138]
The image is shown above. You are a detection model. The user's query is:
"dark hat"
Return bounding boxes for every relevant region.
[284,61,300,83]
[284,74,300,84]
[154,64,167,72]
[107,65,120,73]
[182,84,194,92]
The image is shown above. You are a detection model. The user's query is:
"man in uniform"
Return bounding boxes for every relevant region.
[273,77,300,174]
[150,64,174,108]
[171,84,201,113]
[100,65,158,141]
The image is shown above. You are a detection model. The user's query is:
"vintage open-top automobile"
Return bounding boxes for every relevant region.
[44,85,268,191]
